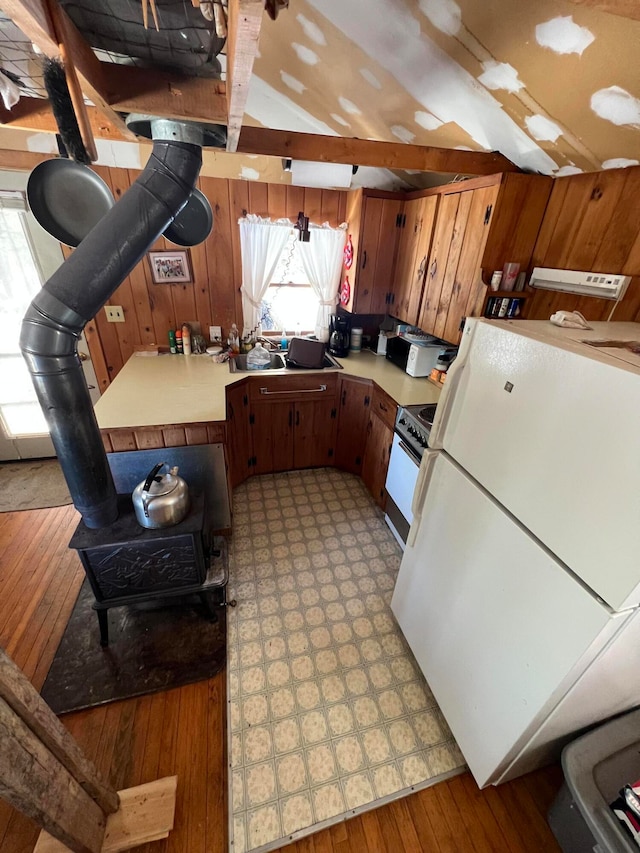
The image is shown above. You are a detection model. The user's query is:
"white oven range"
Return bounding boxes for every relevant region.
[384,403,436,548]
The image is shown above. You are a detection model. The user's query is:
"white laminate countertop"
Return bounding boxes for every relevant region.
[94,349,441,430]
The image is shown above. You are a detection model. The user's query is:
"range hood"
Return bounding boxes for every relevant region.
[530,267,631,300]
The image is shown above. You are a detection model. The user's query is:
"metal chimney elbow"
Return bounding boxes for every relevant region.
[20,139,203,528]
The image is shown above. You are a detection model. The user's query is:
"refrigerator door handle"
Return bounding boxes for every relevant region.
[407,449,439,547]
[428,321,476,448]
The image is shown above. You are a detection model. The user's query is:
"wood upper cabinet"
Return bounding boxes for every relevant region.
[343,190,403,314]
[361,410,395,509]
[417,173,552,343]
[391,196,438,325]
[249,375,337,474]
[418,184,499,343]
[226,380,252,488]
[335,376,372,475]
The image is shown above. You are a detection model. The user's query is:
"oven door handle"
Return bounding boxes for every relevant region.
[407,449,438,548]
[397,438,421,465]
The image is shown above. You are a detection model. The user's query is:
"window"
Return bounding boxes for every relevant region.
[259,232,318,333]
[0,192,49,435]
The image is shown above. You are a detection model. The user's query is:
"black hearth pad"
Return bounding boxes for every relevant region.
[41,579,226,714]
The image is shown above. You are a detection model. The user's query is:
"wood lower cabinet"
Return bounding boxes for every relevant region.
[335,376,372,475]
[361,410,395,509]
[294,399,338,469]
[251,400,294,474]
[249,375,338,474]
[226,380,252,488]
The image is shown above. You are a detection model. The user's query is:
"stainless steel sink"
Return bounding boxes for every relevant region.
[228,351,343,373]
[229,353,286,372]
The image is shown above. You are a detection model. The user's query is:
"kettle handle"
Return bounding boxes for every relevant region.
[143,462,166,493]
[142,462,165,518]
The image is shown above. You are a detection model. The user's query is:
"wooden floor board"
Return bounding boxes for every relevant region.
[0,504,563,853]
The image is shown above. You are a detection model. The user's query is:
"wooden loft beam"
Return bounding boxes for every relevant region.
[565,0,640,20]
[236,126,521,175]
[107,66,227,126]
[0,97,128,140]
[0,0,136,139]
[0,71,227,139]
[226,0,265,152]
[0,0,227,135]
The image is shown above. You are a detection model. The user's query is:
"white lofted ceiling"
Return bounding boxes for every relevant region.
[1,0,639,190]
[242,0,640,184]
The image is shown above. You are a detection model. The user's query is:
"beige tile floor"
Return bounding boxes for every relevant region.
[227,468,465,853]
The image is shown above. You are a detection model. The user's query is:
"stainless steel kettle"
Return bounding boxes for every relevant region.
[132,462,190,529]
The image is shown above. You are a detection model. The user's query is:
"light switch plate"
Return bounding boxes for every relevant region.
[210,325,222,342]
[105,305,125,323]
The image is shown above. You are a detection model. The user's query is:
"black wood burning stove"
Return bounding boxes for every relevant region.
[69,491,229,646]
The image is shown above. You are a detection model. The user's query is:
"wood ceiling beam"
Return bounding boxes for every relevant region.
[236,127,522,175]
[565,0,640,20]
[0,0,136,139]
[226,0,265,153]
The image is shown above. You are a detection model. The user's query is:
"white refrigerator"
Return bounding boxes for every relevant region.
[391,319,640,788]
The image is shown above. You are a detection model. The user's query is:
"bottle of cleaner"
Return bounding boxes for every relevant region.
[280,329,288,351]
[182,323,192,355]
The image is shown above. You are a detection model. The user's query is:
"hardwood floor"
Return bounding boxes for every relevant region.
[0,504,563,852]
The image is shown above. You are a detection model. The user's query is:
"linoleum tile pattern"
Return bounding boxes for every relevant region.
[227,468,465,853]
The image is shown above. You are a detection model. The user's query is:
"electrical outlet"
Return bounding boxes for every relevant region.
[105,305,124,323]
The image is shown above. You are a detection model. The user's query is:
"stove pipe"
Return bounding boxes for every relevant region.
[20,137,203,528]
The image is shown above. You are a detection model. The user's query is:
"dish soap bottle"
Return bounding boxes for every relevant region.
[246,342,271,370]
[228,323,240,354]
[280,329,288,351]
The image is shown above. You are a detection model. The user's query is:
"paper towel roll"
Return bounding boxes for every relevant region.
[290,160,353,189]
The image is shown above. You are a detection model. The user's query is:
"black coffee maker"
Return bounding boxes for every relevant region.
[328,314,350,357]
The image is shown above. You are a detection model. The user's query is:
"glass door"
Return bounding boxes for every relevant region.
[0,171,100,461]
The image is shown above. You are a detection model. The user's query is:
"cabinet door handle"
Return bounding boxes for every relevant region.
[484,204,493,225]
[417,255,426,279]
[362,250,367,269]
[342,389,346,405]
[296,409,300,426]
[259,385,327,395]
[430,259,437,279]
[379,401,388,412]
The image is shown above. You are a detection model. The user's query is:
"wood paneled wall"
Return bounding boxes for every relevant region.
[84,171,348,390]
[526,166,640,323]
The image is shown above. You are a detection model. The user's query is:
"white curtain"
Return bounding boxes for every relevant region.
[238,215,291,337]
[297,223,347,342]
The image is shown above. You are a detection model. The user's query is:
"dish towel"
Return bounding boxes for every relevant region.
[0,70,20,109]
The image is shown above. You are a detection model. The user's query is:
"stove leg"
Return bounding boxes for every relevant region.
[97,608,109,646]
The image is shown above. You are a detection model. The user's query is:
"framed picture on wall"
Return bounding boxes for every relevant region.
[148,250,192,284]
